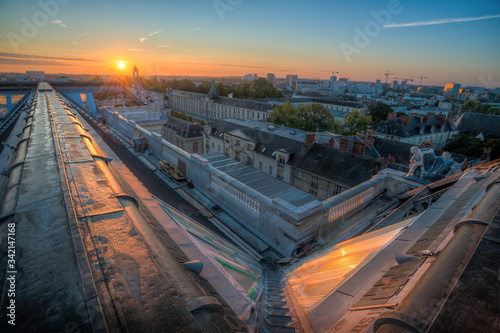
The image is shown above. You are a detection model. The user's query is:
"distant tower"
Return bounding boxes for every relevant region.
[133,64,139,79]
[208,80,219,100]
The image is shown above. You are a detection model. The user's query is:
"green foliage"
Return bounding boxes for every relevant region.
[341,110,372,135]
[92,75,103,81]
[370,101,394,123]
[462,100,500,115]
[396,111,407,117]
[268,102,340,132]
[444,132,500,160]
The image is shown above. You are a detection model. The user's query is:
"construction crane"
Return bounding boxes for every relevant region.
[410,75,428,85]
[384,70,395,87]
[320,69,339,77]
[393,78,414,82]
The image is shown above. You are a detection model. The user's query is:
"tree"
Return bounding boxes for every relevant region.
[268,101,299,128]
[341,110,372,135]
[444,132,500,160]
[370,102,394,123]
[297,103,335,132]
[463,99,500,115]
[247,78,282,99]
[178,79,197,92]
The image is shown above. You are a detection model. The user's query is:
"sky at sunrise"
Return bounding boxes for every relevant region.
[0,0,499,86]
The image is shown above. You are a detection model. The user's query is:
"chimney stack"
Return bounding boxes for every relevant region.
[305,133,315,145]
[437,113,446,123]
[400,116,409,127]
[339,137,349,152]
[387,112,396,121]
[328,136,336,148]
[352,141,365,155]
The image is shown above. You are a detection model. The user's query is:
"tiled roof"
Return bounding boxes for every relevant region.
[163,117,204,138]
[455,111,500,139]
[292,143,386,188]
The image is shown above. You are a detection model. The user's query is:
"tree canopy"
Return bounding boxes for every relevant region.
[129,77,283,99]
[267,102,370,134]
[341,110,372,135]
[444,132,500,160]
[268,102,336,132]
[462,100,500,115]
[370,102,394,123]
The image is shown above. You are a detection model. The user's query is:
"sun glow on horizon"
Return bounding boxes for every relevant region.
[118,61,125,69]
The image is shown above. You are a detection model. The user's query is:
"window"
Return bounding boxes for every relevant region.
[297,170,302,179]
[269,165,273,175]
[335,185,342,195]
[218,144,221,152]
[311,176,318,188]
[259,161,263,170]
[193,142,198,153]
[309,190,317,196]
[211,142,214,149]
[278,156,285,166]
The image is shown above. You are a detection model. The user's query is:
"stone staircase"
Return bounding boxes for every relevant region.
[257,264,297,333]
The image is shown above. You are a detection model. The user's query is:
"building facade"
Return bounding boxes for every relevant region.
[162,117,204,154]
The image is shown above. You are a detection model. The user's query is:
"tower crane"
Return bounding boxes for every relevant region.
[384,70,395,87]
[410,75,428,85]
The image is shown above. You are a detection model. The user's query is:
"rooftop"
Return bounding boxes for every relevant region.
[202,153,320,208]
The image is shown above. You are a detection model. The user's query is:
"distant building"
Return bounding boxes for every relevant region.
[372,113,459,149]
[16,73,30,82]
[286,74,298,91]
[392,80,399,89]
[376,79,381,85]
[26,71,45,81]
[161,117,204,154]
[167,81,273,121]
[290,140,387,199]
[439,99,453,110]
[267,73,275,82]
[203,119,308,181]
[444,83,461,97]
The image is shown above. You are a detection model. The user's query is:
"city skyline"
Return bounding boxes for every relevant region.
[1,0,500,87]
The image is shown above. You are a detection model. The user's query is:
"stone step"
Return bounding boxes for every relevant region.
[268,300,287,308]
[267,307,290,316]
[262,325,296,333]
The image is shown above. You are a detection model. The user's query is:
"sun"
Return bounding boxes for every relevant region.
[118,61,125,69]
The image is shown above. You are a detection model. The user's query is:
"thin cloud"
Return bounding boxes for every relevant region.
[140,29,162,42]
[128,49,144,52]
[157,44,170,48]
[384,14,500,28]
[72,41,77,45]
[50,19,67,27]
[0,52,106,66]
[192,27,201,31]
[79,32,89,37]
[0,52,102,62]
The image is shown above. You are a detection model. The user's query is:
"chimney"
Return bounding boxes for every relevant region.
[314,131,320,143]
[423,114,429,123]
[387,112,396,121]
[305,133,315,145]
[339,137,349,152]
[352,141,365,155]
[437,113,446,123]
[365,133,374,149]
[400,116,409,127]
[387,154,395,164]
[328,136,336,148]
